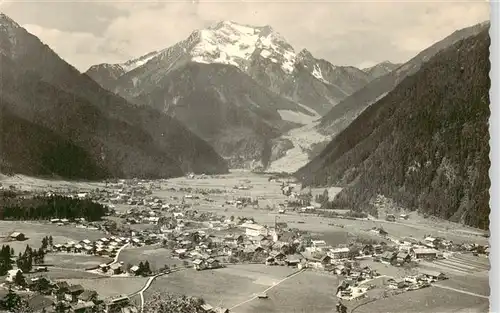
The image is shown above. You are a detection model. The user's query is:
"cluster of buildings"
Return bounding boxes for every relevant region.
[3,270,136,313]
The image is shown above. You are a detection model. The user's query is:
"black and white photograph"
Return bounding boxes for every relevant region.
[0,1,496,312]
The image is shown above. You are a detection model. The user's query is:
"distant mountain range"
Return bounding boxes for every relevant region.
[317,21,490,139]
[362,61,401,81]
[0,13,228,179]
[85,21,374,168]
[297,23,490,230]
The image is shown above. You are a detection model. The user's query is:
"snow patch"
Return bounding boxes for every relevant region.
[267,120,331,173]
[311,64,329,84]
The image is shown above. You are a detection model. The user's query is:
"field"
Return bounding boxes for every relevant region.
[233,271,339,313]
[62,277,149,299]
[118,246,183,270]
[44,253,112,270]
[354,287,489,313]
[145,264,297,309]
[0,221,105,252]
[25,267,104,280]
[155,171,488,246]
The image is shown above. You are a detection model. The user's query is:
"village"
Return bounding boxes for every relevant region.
[0,171,491,313]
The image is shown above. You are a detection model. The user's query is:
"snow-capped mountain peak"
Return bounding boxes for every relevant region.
[183,20,296,74]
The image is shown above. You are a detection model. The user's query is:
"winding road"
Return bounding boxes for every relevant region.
[128,268,187,313]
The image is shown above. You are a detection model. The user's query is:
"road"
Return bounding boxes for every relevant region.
[229,269,306,311]
[433,284,489,299]
[110,243,130,265]
[128,268,187,313]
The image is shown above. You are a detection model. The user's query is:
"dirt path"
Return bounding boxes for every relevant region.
[110,243,130,265]
[128,268,187,313]
[433,284,489,299]
[229,269,306,311]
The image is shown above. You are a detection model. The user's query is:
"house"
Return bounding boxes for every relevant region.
[214,307,229,313]
[380,251,397,264]
[72,301,95,313]
[104,295,131,313]
[65,284,84,302]
[99,264,110,272]
[419,269,447,280]
[201,304,214,312]
[110,263,124,275]
[241,223,268,237]
[193,259,206,271]
[412,248,438,260]
[129,265,140,275]
[385,214,396,222]
[6,269,22,282]
[269,251,286,262]
[285,254,303,267]
[400,214,409,220]
[9,231,26,241]
[361,244,374,256]
[78,290,98,302]
[29,277,53,294]
[329,247,350,260]
[26,294,54,313]
[206,258,220,269]
[396,252,411,264]
[311,240,328,251]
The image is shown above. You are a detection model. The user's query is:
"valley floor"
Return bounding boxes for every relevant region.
[0,170,490,313]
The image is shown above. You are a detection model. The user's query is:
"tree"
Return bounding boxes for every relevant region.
[143,261,152,275]
[13,271,26,287]
[143,293,205,313]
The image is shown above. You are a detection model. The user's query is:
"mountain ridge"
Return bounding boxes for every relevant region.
[0,13,229,179]
[296,27,491,230]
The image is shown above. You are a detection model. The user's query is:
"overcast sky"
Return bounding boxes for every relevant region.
[0,0,490,71]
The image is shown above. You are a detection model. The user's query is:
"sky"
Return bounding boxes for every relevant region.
[0,0,490,72]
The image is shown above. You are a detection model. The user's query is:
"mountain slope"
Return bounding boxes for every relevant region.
[362,61,401,81]
[0,105,107,179]
[131,62,312,168]
[0,13,228,179]
[318,21,490,138]
[297,27,490,230]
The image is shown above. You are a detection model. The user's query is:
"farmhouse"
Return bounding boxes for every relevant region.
[412,248,438,260]
[9,232,26,241]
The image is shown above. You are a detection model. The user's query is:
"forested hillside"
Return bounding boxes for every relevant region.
[297,28,490,230]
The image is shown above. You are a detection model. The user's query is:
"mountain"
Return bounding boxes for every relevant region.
[297,26,490,229]
[362,61,401,81]
[87,21,371,116]
[85,21,375,167]
[0,13,228,179]
[317,21,490,139]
